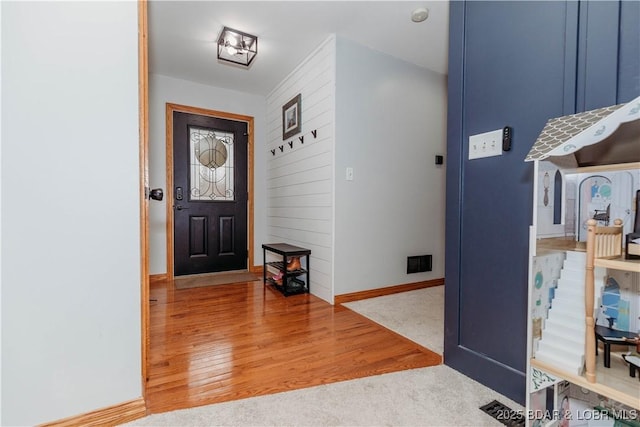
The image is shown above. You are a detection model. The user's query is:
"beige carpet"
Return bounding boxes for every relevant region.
[123,285,524,426]
[343,286,444,354]
[174,271,261,290]
[123,365,523,426]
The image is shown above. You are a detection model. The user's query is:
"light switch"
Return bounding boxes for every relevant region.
[346,167,354,181]
[469,129,503,160]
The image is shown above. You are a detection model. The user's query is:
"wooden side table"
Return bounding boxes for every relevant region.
[262,243,310,296]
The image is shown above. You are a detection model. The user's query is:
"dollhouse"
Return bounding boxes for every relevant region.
[525,96,640,426]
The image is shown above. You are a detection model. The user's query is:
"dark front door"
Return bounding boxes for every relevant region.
[173,111,248,276]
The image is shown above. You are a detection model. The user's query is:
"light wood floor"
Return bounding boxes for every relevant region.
[145,279,442,414]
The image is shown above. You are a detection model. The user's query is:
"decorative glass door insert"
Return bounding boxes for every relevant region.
[189,126,234,201]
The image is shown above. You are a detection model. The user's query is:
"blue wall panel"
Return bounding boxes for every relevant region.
[618,0,640,103]
[576,1,621,111]
[446,1,574,405]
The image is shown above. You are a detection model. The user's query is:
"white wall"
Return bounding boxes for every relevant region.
[334,37,447,294]
[0,2,4,422]
[265,37,336,303]
[148,74,267,274]
[1,2,141,425]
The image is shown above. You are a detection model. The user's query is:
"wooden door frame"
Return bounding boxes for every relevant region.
[165,103,256,281]
[138,0,150,396]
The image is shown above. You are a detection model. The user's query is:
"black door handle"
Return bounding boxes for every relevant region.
[175,205,189,211]
[149,188,164,201]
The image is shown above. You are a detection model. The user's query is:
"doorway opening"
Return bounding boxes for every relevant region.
[165,103,256,282]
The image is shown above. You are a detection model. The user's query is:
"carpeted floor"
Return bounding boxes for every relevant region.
[174,271,261,290]
[343,286,444,354]
[123,365,523,426]
[123,285,524,426]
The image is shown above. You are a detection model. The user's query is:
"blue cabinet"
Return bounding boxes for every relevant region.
[445,0,639,405]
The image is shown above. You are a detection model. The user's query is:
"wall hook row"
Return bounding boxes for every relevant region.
[270,129,318,156]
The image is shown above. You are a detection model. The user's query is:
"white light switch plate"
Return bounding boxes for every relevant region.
[346,167,354,181]
[469,129,503,160]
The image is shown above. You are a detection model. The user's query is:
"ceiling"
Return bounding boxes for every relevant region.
[148,1,449,96]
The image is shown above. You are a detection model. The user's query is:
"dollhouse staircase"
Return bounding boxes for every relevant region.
[535,251,606,376]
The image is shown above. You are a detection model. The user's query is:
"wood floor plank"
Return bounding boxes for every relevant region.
[146,279,441,414]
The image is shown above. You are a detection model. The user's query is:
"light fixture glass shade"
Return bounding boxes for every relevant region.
[217,26,257,67]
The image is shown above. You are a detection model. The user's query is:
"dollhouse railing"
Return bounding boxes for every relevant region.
[584,218,623,383]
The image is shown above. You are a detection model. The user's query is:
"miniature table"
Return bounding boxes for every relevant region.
[594,325,637,368]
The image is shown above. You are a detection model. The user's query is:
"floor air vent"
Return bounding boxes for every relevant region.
[479,400,525,427]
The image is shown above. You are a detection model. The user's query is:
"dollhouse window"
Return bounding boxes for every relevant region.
[553,170,562,224]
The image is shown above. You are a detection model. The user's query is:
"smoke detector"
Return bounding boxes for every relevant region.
[411,7,429,23]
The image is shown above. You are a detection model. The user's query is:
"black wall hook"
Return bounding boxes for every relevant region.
[279,145,284,152]
[311,129,317,138]
[299,136,304,144]
[288,141,294,148]
[271,149,275,156]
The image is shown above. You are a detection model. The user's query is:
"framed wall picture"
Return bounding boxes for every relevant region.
[282,94,302,140]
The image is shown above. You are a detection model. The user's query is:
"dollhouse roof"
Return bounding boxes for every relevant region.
[525,95,640,164]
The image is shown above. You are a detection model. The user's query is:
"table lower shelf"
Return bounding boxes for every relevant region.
[266,277,308,296]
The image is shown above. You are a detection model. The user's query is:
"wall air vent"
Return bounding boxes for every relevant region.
[407,255,432,274]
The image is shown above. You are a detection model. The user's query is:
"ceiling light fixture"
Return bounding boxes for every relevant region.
[217,26,258,67]
[411,7,429,23]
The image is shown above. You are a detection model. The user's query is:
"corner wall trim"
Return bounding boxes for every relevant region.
[39,397,147,427]
[334,278,444,305]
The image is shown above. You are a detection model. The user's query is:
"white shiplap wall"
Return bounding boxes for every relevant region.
[265,36,336,303]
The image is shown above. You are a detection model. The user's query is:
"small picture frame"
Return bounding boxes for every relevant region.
[282,94,302,140]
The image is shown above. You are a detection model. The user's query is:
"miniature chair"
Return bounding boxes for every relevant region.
[593,204,610,226]
[622,354,640,379]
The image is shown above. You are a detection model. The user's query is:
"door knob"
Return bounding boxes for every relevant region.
[175,205,189,211]
[149,188,164,201]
